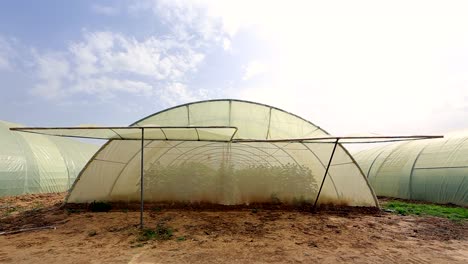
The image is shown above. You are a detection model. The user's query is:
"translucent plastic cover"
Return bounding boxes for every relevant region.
[66,100,379,207]
[0,121,98,196]
[355,136,468,206]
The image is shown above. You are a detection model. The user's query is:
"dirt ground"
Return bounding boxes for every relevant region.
[0,193,467,263]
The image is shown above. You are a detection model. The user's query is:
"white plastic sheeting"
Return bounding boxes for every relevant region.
[65,100,378,207]
[355,135,468,206]
[0,120,98,196]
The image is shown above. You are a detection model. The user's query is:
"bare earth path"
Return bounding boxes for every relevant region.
[0,194,467,263]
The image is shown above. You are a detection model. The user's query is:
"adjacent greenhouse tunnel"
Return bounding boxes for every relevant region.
[354,134,468,207]
[0,120,99,197]
[64,100,379,207]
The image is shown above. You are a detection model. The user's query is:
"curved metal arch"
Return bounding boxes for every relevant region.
[161,141,291,168]
[167,145,289,168]
[168,146,277,167]
[145,141,223,170]
[169,148,279,165]
[189,155,258,167]
[176,151,284,166]
[64,139,109,203]
[408,140,435,200]
[236,142,303,167]
[335,143,379,207]
[171,150,278,168]
[130,99,330,137]
[107,140,185,198]
[301,143,340,198]
[179,155,267,168]
[271,142,302,167]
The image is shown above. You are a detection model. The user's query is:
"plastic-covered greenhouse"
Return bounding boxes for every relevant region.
[53,99,379,207]
[0,120,99,197]
[354,134,468,207]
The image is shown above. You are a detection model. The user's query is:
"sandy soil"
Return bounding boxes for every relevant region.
[0,194,467,263]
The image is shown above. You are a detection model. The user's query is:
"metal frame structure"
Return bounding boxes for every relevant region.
[140,128,144,228]
[11,125,443,228]
[313,139,339,210]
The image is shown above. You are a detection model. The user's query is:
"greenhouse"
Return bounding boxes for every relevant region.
[354,134,468,207]
[0,120,99,197]
[42,99,381,207]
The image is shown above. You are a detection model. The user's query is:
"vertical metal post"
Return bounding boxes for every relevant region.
[312,138,339,211]
[140,128,145,229]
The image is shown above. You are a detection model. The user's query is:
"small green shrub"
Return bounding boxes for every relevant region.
[89,201,112,212]
[138,223,174,241]
[3,207,17,216]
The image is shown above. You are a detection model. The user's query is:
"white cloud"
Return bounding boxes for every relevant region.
[32,30,206,102]
[202,0,468,136]
[222,38,231,51]
[0,36,15,71]
[32,52,70,99]
[69,31,206,79]
[91,4,120,16]
[158,82,199,105]
[243,60,267,80]
[28,1,237,105]
[130,0,229,46]
[71,77,153,97]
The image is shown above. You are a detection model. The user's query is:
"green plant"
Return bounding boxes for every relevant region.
[383,201,468,221]
[3,206,17,216]
[89,201,112,212]
[88,230,97,237]
[176,236,186,242]
[138,223,174,241]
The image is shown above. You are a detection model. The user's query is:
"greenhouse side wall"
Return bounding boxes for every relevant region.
[354,136,468,207]
[0,121,99,197]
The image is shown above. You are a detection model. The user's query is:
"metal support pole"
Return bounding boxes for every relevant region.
[140,128,145,229]
[312,138,339,211]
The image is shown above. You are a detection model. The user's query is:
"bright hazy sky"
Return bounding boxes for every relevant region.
[1,0,467,136]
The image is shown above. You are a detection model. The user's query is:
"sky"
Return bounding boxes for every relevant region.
[1,0,468,138]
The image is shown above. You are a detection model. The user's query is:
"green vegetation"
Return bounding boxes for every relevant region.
[176,236,186,242]
[138,223,174,241]
[88,230,97,237]
[2,206,17,216]
[383,201,468,221]
[145,161,318,204]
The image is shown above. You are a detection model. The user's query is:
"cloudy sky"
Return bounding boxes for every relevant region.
[1,0,467,137]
